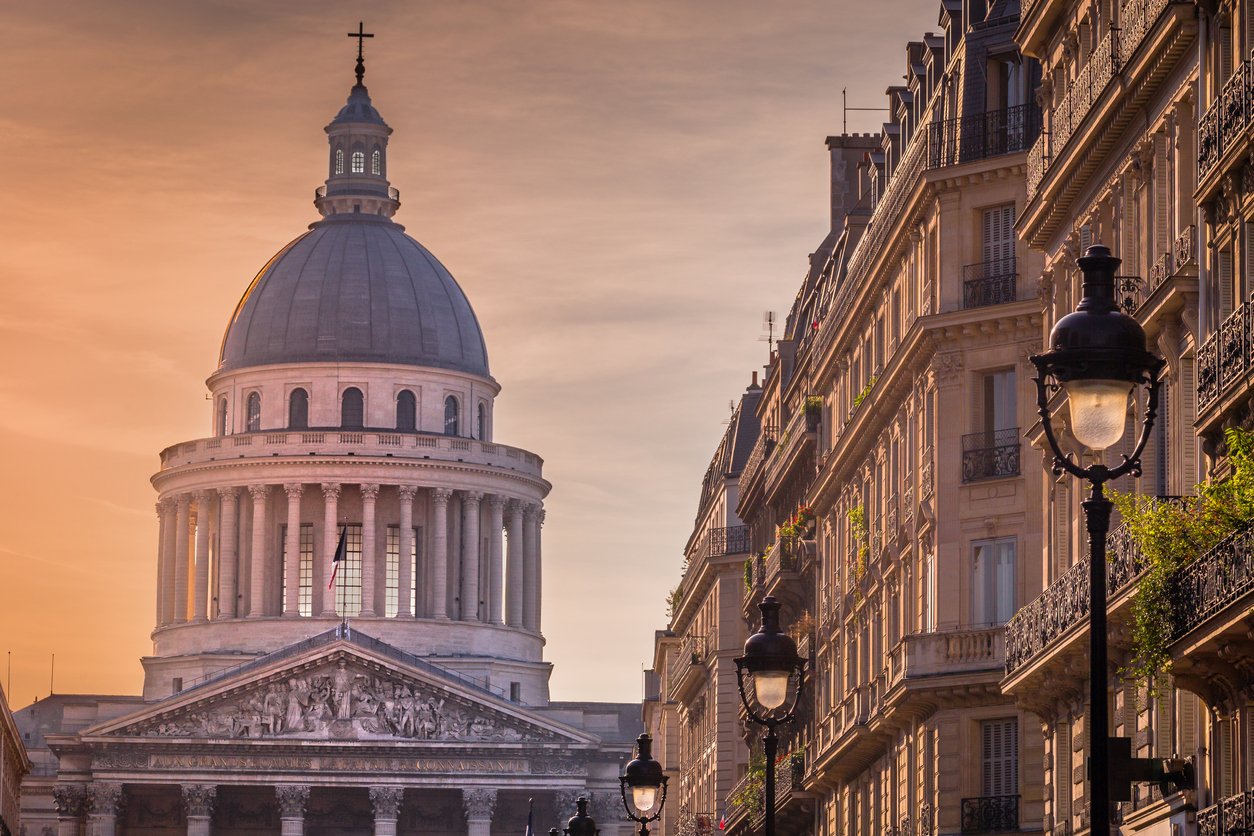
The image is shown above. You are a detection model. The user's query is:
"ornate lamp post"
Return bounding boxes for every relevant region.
[554,796,598,836]
[620,733,667,836]
[1030,243,1164,836]
[734,595,806,836]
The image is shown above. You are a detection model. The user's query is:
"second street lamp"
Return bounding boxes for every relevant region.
[620,733,666,836]
[735,595,806,836]
[1030,243,1163,836]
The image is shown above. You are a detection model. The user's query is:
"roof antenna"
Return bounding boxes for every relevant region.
[348,22,375,86]
[760,311,777,351]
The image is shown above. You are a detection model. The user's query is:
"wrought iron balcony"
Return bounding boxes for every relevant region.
[963,258,1018,308]
[1200,53,1254,182]
[667,634,708,700]
[961,428,1021,482]
[1198,789,1254,836]
[1005,499,1183,675]
[676,811,717,836]
[740,424,777,496]
[709,524,751,557]
[961,795,1020,834]
[927,104,1041,168]
[1198,297,1254,415]
[1170,525,1254,641]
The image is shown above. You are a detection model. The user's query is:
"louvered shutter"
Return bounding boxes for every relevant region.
[1179,690,1199,761]
[1079,224,1093,255]
[983,205,1016,278]
[1245,223,1254,300]
[1056,722,1072,825]
[1218,718,1235,798]
[1220,248,1235,320]
[1155,135,1171,259]
[1183,357,1199,487]
[982,718,1020,796]
[1155,678,1174,758]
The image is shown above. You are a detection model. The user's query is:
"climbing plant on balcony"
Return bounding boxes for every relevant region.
[1113,426,1254,689]
[848,504,870,598]
[728,754,766,812]
[853,375,877,409]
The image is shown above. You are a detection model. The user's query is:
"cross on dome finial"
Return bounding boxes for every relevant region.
[348,22,374,86]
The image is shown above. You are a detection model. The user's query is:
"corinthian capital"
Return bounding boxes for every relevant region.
[181,784,216,818]
[432,487,453,506]
[321,483,342,501]
[87,782,123,816]
[369,786,403,820]
[462,788,496,821]
[52,784,87,817]
[247,484,271,501]
[275,785,310,819]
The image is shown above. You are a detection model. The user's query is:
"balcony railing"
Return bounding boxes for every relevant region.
[740,425,777,495]
[1005,498,1183,674]
[709,524,751,557]
[962,428,1021,482]
[1200,53,1254,181]
[1198,789,1254,836]
[1170,525,1254,640]
[667,634,707,694]
[963,258,1018,308]
[927,104,1042,168]
[677,812,717,836]
[1198,297,1254,415]
[961,795,1020,834]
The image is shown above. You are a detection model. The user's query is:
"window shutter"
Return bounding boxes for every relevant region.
[983,205,1016,266]
[1079,224,1093,255]
[1178,690,1199,761]
[982,718,1019,796]
[1220,248,1235,320]
[1245,222,1254,301]
[1056,722,1072,825]
[1183,357,1198,488]
[1155,135,1171,259]
[1155,678,1173,758]
[1218,718,1235,798]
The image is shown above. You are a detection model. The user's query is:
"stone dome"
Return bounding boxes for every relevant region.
[218,214,490,376]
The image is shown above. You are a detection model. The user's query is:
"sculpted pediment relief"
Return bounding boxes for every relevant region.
[108,653,573,745]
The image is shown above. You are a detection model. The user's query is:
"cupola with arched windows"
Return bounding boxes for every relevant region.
[315,52,398,219]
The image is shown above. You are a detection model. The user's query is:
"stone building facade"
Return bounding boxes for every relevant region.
[15,50,638,836]
[0,685,30,836]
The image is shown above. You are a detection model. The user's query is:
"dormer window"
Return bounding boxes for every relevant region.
[335,149,344,175]
[351,151,365,174]
[371,149,382,176]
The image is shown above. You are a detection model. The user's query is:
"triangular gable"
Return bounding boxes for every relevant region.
[85,639,596,747]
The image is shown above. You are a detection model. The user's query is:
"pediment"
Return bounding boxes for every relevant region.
[87,641,594,747]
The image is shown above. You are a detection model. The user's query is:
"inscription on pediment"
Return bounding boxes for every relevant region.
[117,658,551,743]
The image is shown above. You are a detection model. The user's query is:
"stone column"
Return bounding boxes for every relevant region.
[360,484,380,617]
[86,782,123,836]
[155,500,172,626]
[174,495,191,624]
[160,498,178,626]
[486,496,505,625]
[535,508,545,634]
[283,484,304,617]
[397,486,417,617]
[247,485,271,618]
[321,483,342,616]
[523,504,540,632]
[460,491,483,621]
[217,489,239,618]
[369,787,403,836]
[276,785,310,836]
[431,488,452,619]
[53,783,87,836]
[193,492,212,622]
[506,500,524,628]
[462,789,496,836]
[179,785,213,836]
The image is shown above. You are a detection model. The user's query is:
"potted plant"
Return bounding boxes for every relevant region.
[804,395,823,432]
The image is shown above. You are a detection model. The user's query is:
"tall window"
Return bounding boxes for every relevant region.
[288,388,309,430]
[385,525,421,617]
[351,151,365,174]
[371,149,382,176]
[981,718,1019,797]
[983,205,1016,267]
[972,538,1016,625]
[246,392,261,433]
[217,398,228,436]
[477,403,487,440]
[980,369,1016,433]
[396,390,417,431]
[444,396,459,436]
[280,524,315,617]
[341,387,364,429]
[334,524,363,616]
[335,148,344,175]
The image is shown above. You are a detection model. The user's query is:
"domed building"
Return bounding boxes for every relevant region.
[15,41,638,836]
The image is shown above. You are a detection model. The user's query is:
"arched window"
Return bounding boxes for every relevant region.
[341,387,364,429]
[351,151,365,174]
[396,390,417,431]
[288,388,309,430]
[443,396,459,437]
[371,149,382,176]
[246,392,261,433]
[477,403,487,440]
[217,398,228,437]
[334,148,344,175]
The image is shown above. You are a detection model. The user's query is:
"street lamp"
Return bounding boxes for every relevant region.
[556,796,598,836]
[734,595,806,836]
[1030,243,1164,836]
[620,733,667,836]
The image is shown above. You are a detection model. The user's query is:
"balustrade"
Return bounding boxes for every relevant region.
[1198,789,1254,836]
[927,104,1041,168]
[1200,52,1254,181]
[1170,526,1254,640]
[667,633,708,696]
[740,425,777,496]
[961,428,1021,482]
[1198,298,1254,414]
[963,258,1018,308]
[961,796,1020,834]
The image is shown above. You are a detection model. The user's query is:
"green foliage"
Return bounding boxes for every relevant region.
[853,376,878,409]
[1113,426,1254,687]
[744,557,754,591]
[729,754,766,811]
[847,505,870,596]
[805,395,823,412]
[666,583,683,620]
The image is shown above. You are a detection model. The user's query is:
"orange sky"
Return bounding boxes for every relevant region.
[0,0,935,706]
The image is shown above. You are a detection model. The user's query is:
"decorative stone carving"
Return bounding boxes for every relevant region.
[530,757,586,775]
[87,782,124,815]
[552,790,586,824]
[275,785,310,819]
[369,787,403,820]
[118,655,550,743]
[932,353,963,385]
[181,785,216,818]
[53,784,87,818]
[463,788,497,820]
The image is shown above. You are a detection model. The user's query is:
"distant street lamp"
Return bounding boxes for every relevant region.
[620,733,667,836]
[555,796,598,836]
[1030,243,1163,836]
[734,595,806,836]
